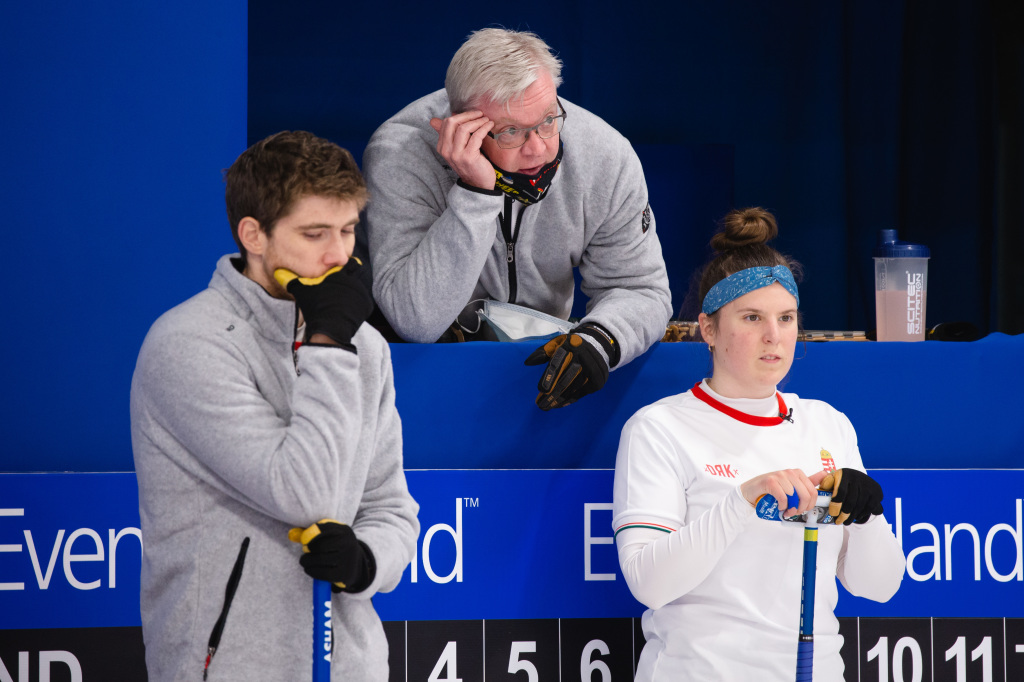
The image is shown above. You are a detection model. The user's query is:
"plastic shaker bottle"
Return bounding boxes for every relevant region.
[873,229,930,341]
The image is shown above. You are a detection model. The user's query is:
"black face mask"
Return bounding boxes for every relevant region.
[490,143,563,205]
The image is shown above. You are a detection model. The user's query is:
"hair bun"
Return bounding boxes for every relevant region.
[710,207,778,252]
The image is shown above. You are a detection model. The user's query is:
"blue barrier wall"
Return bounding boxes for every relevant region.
[391,334,1024,471]
[3,470,1023,679]
[3,334,1022,473]
[2,469,1022,628]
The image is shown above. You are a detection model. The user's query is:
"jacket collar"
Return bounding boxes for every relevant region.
[208,254,296,342]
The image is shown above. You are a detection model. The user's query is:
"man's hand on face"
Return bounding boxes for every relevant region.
[429,111,496,191]
[273,259,373,351]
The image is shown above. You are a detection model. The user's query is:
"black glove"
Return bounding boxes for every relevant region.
[288,520,376,593]
[524,323,618,411]
[273,258,373,350]
[819,468,884,525]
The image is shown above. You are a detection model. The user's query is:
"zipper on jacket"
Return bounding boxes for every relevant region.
[291,304,302,375]
[499,195,527,304]
[204,537,250,680]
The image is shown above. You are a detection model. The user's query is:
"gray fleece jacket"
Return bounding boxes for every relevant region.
[362,90,672,366]
[130,255,419,682]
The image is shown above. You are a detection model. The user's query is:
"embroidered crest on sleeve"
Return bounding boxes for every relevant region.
[641,203,651,233]
[820,448,836,473]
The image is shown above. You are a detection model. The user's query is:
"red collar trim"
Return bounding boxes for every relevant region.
[690,382,791,426]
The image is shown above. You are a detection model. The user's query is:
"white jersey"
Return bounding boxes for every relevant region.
[613,380,905,681]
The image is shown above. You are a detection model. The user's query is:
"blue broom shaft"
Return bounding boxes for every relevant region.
[313,579,332,681]
[795,526,818,682]
[800,528,818,636]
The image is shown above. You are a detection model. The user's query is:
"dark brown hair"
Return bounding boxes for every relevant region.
[697,207,802,330]
[224,131,368,264]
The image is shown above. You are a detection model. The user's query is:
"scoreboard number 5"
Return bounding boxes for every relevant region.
[507,642,539,682]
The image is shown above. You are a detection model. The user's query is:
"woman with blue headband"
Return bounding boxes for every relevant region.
[612,208,905,681]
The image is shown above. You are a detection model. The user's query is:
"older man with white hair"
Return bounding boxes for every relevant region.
[362,28,671,410]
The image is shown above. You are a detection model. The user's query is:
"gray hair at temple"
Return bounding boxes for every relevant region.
[445,28,563,114]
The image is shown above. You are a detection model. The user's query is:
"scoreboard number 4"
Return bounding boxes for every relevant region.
[428,642,461,682]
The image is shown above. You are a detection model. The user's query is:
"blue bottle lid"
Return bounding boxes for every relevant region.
[873,229,930,258]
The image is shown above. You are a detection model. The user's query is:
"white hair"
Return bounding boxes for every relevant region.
[445,28,563,114]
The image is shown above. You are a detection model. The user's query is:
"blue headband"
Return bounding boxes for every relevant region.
[701,265,800,315]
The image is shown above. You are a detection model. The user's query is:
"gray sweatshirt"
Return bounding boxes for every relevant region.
[363,90,672,366]
[130,255,419,681]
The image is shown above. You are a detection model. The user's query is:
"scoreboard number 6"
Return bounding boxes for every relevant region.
[580,640,612,682]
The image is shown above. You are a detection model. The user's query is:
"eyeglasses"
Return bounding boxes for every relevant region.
[487,99,567,149]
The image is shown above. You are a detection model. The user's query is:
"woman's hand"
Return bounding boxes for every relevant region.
[740,469,828,518]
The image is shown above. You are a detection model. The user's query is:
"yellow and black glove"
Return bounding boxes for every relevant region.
[288,519,376,593]
[524,323,619,411]
[819,469,884,525]
[273,258,373,350]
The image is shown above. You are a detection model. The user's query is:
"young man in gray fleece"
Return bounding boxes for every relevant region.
[130,131,419,681]
[361,28,672,411]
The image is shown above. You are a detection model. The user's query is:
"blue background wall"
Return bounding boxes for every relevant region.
[1,2,247,471]
[1,1,1022,473]
[248,1,1024,332]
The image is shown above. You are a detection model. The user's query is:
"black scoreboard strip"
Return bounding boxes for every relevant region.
[1,618,1022,680]
[383,617,1024,682]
